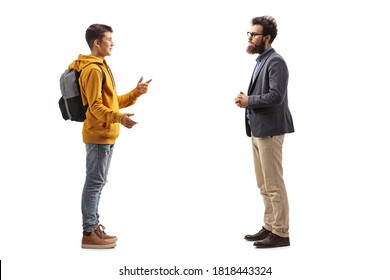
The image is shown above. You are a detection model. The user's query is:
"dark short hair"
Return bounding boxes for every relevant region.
[251,16,278,43]
[85,24,113,50]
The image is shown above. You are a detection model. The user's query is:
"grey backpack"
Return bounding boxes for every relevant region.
[59,63,106,122]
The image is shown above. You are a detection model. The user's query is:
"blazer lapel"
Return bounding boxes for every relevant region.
[247,49,275,95]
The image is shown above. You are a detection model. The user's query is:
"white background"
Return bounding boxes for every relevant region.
[1,0,390,279]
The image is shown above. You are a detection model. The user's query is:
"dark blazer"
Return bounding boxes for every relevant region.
[245,48,294,137]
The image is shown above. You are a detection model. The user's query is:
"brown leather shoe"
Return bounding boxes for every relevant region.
[244,227,271,241]
[253,233,290,248]
[96,224,118,242]
[82,225,116,249]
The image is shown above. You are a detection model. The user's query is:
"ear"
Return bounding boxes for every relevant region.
[94,39,101,48]
[264,34,272,46]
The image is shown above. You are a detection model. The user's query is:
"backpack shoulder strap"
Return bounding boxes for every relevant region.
[82,62,106,90]
[91,62,106,89]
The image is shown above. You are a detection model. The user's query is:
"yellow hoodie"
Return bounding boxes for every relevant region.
[69,54,141,144]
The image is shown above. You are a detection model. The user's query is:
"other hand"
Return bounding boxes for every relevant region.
[121,113,138,129]
[235,92,248,108]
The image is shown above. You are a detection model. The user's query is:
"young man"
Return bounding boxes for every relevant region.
[235,16,294,248]
[68,24,152,249]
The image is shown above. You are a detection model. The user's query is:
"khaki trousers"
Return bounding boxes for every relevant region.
[251,134,289,237]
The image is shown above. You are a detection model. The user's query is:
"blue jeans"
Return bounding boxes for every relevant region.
[81,144,114,232]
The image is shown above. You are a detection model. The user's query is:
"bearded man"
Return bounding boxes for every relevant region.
[235,16,294,248]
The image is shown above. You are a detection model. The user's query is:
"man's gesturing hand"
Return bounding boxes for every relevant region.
[137,76,152,94]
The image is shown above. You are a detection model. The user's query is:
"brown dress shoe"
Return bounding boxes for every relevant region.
[254,233,290,248]
[244,227,271,241]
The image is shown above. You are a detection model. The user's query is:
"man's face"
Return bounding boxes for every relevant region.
[246,25,266,54]
[96,32,114,57]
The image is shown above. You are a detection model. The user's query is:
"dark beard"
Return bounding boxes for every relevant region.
[246,40,266,54]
